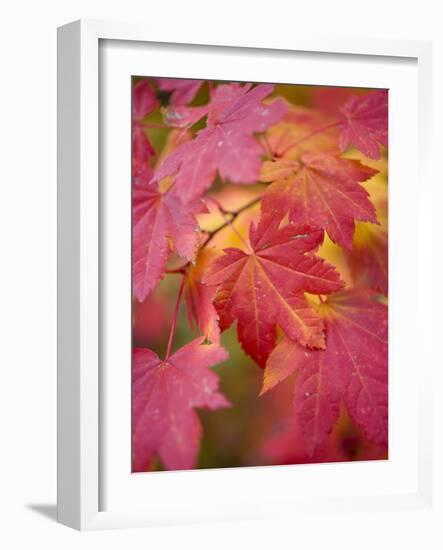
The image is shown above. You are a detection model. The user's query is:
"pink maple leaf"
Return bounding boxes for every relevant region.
[132,181,203,302]
[262,289,388,455]
[132,80,158,184]
[347,223,388,296]
[156,78,204,106]
[132,337,230,471]
[153,83,287,202]
[339,90,388,160]
[163,83,254,129]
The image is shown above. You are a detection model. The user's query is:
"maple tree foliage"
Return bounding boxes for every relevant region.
[131,78,389,471]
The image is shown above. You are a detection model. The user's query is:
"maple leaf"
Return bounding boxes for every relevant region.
[132,288,171,347]
[184,248,221,344]
[203,216,344,367]
[133,79,158,120]
[132,80,158,184]
[348,222,388,295]
[263,104,340,160]
[260,158,301,181]
[132,130,156,185]
[153,83,287,202]
[262,411,346,465]
[311,86,369,115]
[261,153,378,250]
[163,104,210,128]
[262,405,387,464]
[132,337,230,471]
[155,77,204,106]
[163,82,261,129]
[262,289,388,455]
[346,177,388,295]
[132,181,202,302]
[338,90,388,160]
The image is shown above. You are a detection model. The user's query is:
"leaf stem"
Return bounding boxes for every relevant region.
[165,274,186,359]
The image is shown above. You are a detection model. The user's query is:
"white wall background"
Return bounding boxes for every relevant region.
[0,1,441,548]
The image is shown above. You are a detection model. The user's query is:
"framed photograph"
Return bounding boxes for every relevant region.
[57,19,434,530]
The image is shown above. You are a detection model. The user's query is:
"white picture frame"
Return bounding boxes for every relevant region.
[57,19,434,531]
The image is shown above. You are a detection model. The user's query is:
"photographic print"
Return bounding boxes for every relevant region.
[131,77,388,473]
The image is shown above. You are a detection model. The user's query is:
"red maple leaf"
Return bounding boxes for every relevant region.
[262,289,388,455]
[132,290,171,348]
[262,406,387,465]
[262,104,340,160]
[338,90,388,160]
[261,153,378,249]
[311,86,369,116]
[262,412,348,465]
[346,183,388,295]
[347,222,388,295]
[163,82,260,129]
[203,216,344,367]
[155,77,203,106]
[153,83,287,202]
[184,248,221,344]
[133,79,158,120]
[132,80,158,184]
[132,181,202,302]
[132,338,229,471]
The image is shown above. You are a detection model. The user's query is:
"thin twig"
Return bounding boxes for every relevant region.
[204,196,261,247]
[205,196,252,252]
[161,195,262,278]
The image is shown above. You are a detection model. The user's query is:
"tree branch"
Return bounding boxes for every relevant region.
[204,195,261,246]
[162,195,262,276]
